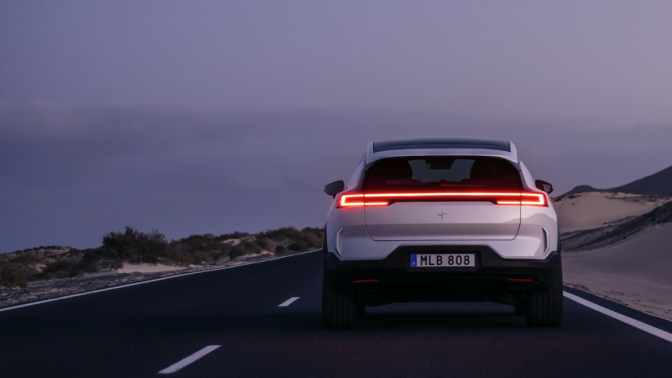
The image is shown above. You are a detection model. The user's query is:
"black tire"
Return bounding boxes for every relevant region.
[526,256,563,327]
[514,304,525,316]
[322,282,358,329]
[357,303,366,316]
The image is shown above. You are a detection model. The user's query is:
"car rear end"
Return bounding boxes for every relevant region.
[322,138,562,328]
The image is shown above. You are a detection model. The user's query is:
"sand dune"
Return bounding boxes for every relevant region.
[554,192,670,233]
[563,223,672,320]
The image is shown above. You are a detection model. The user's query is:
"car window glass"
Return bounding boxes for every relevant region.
[364,156,521,191]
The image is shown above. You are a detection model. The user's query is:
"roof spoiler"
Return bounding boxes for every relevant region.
[364,139,519,165]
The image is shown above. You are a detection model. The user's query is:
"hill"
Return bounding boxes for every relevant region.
[609,165,672,196]
[561,164,672,197]
[561,185,602,196]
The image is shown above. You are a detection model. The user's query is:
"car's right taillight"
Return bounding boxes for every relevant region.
[496,192,547,207]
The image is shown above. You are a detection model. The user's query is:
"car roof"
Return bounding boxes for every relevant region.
[365,137,519,165]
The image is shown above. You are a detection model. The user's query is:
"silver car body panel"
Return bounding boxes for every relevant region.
[326,139,557,262]
[364,202,520,241]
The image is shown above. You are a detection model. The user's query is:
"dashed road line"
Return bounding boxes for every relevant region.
[158,345,221,374]
[278,297,300,307]
[564,291,672,343]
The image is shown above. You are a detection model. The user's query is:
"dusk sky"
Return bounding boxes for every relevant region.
[2,1,672,252]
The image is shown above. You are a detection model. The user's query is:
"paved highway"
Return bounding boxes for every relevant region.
[1,251,671,378]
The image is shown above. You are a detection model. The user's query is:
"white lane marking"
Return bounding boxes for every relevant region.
[564,291,672,343]
[0,249,321,313]
[158,345,221,374]
[278,297,300,307]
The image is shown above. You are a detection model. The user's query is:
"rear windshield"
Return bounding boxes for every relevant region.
[363,156,522,191]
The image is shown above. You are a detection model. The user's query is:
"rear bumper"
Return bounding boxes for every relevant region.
[324,246,560,305]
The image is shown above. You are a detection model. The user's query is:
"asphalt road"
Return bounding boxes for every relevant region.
[1,251,671,378]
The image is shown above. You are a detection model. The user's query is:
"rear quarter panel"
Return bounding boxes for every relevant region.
[518,161,558,256]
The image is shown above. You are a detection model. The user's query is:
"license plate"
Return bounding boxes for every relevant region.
[410,254,476,268]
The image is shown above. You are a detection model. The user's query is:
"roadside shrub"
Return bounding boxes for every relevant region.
[255,238,276,252]
[181,234,214,248]
[40,257,84,279]
[165,242,194,266]
[260,227,303,241]
[9,251,42,265]
[78,247,123,272]
[214,231,250,242]
[230,241,262,258]
[102,227,168,264]
[205,244,233,262]
[178,233,239,260]
[258,226,323,252]
[209,250,232,264]
[299,227,323,249]
[287,242,305,252]
[0,259,31,288]
[192,250,214,264]
[75,249,102,273]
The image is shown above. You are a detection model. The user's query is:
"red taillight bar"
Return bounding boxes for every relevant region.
[495,192,546,206]
[339,193,389,208]
[507,278,535,282]
[338,192,546,208]
[352,279,379,283]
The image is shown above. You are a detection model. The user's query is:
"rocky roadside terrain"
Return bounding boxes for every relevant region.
[0,226,324,309]
[0,249,313,309]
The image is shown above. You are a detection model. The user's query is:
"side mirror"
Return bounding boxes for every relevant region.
[535,179,554,194]
[324,180,345,198]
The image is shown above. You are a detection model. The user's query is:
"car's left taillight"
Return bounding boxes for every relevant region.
[337,192,389,208]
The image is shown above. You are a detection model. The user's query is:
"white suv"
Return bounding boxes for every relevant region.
[322,138,562,328]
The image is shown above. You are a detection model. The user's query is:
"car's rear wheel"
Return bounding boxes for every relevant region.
[525,257,563,327]
[357,303,366,316]
[322,281,359,329]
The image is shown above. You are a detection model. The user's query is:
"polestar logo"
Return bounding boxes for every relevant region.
[437,208,449,220]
